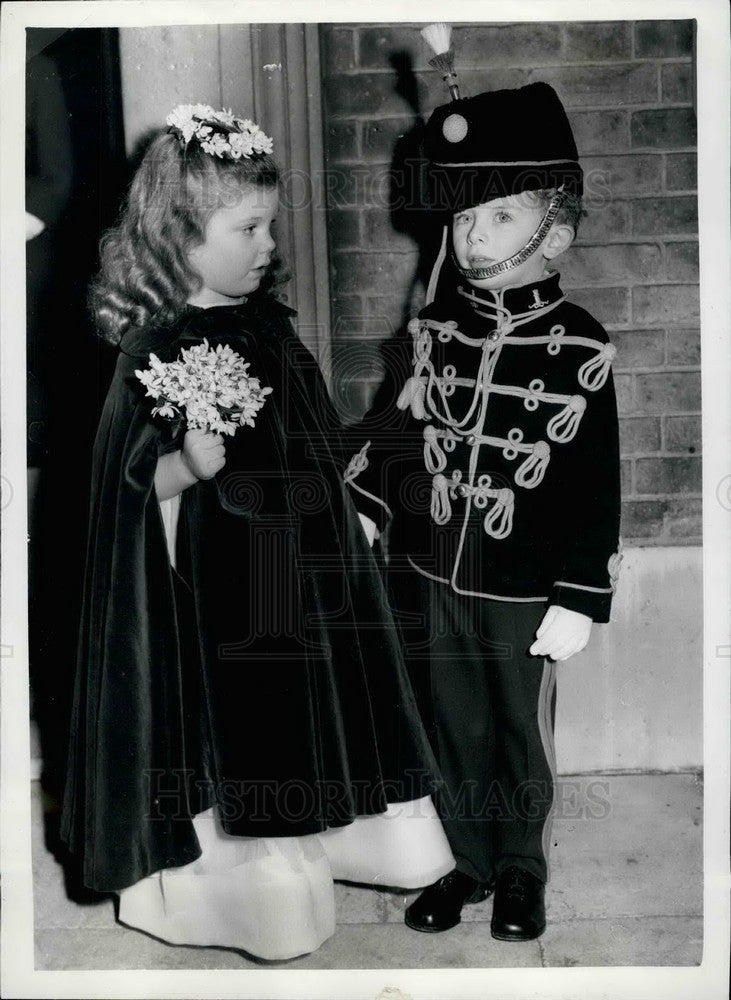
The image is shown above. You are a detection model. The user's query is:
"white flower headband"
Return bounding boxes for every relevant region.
[166,104,274,160]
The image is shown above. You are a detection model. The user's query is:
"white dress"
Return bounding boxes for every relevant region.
[118,496,454,960]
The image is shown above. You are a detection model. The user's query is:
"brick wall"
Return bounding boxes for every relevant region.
[319,20,700,545]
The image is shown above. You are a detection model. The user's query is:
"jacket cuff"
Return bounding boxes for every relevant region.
[550,582,613,624]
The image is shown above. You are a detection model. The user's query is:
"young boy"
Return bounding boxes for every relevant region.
[345,82,621,941]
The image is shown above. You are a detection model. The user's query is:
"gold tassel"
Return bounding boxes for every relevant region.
[578,343,617,391]
[397,376,427,419]
[483,489,514,539]
[514,440,551,488]
[547,395,586,443]
[431,473,453,524]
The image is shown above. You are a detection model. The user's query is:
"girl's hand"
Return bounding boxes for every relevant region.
[181,429,226,480]
[529,606,592,661]
[358,512,378,547]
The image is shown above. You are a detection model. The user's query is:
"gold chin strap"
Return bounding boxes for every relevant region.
[453,188,567,281]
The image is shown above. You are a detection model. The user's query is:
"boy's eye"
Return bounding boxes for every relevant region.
[454,213,470,225]
[495,211,513,223]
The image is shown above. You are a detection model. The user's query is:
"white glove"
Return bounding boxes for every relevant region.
[26,212,45,240]
[358,512,378,547]
[530,605,592,661]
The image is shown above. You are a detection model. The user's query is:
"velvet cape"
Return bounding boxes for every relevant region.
[60,293,440,892]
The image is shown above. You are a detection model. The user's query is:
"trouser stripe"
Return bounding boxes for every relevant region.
[537,657,558,882]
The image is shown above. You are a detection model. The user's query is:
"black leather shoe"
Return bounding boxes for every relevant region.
[490,866,546,941]
[405,869,495,933]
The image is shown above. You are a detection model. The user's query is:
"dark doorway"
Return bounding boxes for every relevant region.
[26,27,127,852]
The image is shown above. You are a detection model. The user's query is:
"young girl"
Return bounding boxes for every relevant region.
[59,104,453,961]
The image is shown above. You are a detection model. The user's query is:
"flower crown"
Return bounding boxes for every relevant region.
[166,104,274,160]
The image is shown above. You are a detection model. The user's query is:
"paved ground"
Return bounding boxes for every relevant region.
[31,772,702,972]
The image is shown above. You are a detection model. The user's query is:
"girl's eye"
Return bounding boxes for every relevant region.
[454,213,470,225]
[495,211,512,223]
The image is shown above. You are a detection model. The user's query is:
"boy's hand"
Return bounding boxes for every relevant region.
[181,429,226,480]
[530,606,592,661]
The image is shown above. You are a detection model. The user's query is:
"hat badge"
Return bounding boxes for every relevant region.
[442,113,468,143]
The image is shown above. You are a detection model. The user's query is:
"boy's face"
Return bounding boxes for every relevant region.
[452,191,556,292]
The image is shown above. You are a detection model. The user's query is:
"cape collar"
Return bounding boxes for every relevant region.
[456,271,564,328]
[119,292,296,358]
[184,291,296,321]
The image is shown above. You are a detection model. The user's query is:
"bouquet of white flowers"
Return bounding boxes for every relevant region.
[135,340,273,436]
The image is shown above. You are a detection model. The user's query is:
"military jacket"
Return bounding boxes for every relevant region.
[346,272,622,622]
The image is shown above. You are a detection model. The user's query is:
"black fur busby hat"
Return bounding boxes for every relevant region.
[424,82,583,213]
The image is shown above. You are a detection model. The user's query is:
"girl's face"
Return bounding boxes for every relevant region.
[187,185,279,307]
[451,193,551,291]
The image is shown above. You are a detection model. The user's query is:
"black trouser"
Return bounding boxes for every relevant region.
[389,571,557,885]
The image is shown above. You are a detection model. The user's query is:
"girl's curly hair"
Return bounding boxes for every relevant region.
[90,131,281,344]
